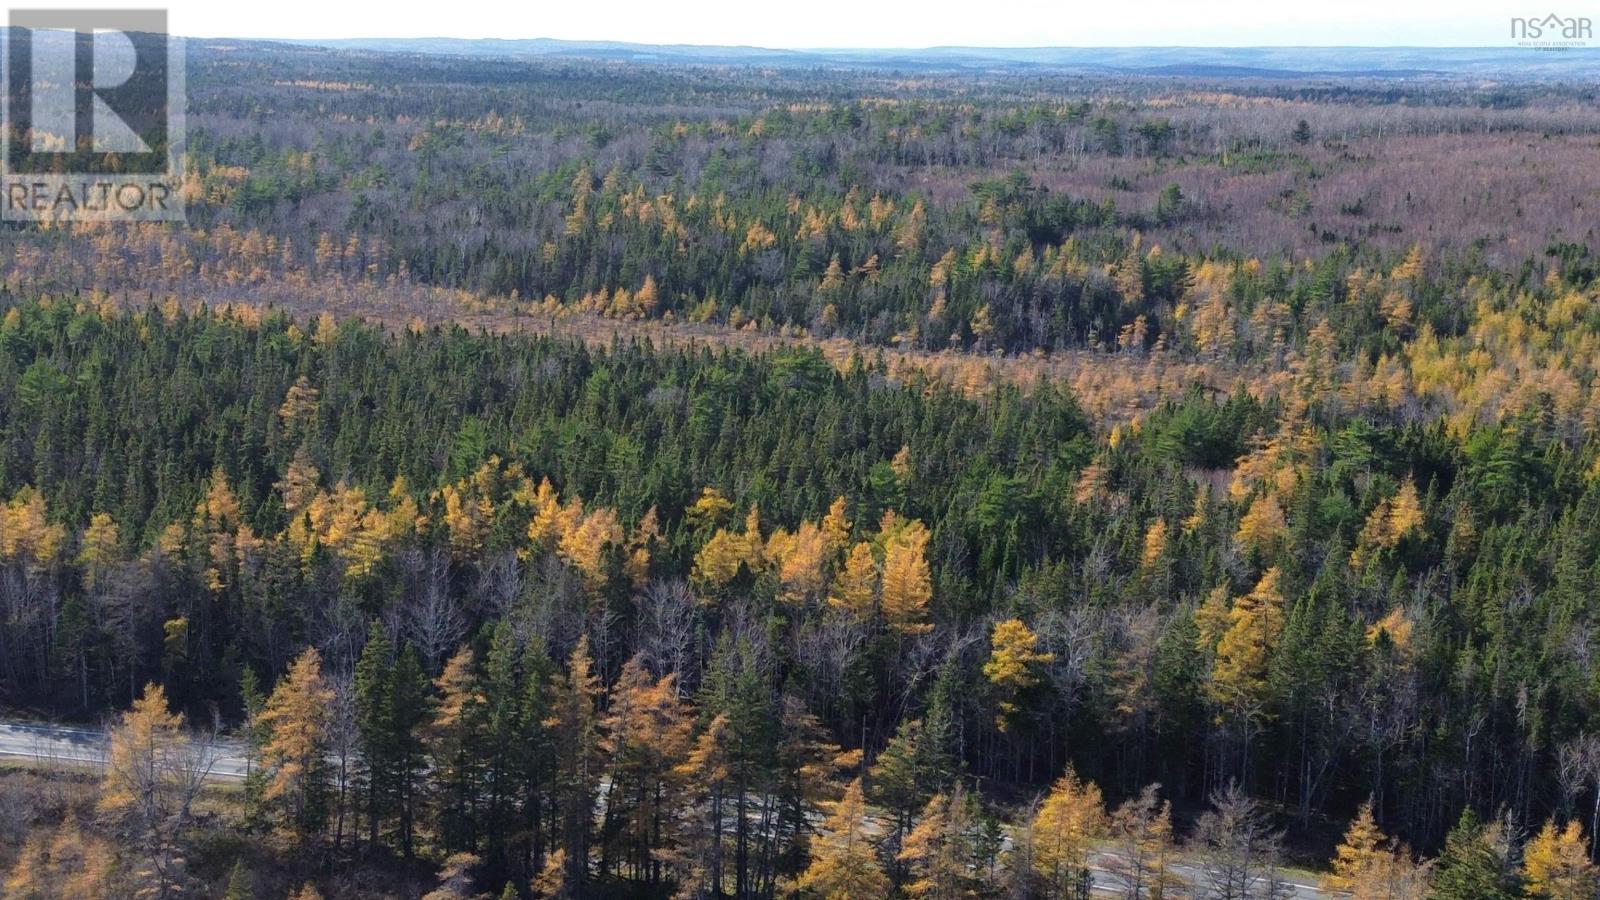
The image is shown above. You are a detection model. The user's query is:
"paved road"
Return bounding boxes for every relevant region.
[1084,851,1327,899]
[0,721,1325,896]
[0,720,250,780]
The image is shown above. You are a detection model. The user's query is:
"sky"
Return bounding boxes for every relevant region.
[0,0,1559,47]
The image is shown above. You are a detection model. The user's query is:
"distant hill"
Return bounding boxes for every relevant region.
[3,29,1597,79]
[275,38,1600,79]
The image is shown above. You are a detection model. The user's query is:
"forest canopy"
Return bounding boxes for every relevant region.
[5,40,1600,900]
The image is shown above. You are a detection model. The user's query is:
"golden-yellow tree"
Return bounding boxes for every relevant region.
[880,515,934,634]
[100,683,209,896]
[430,645,483,854]
[1523,819,1598,900]
[1235,494,1287,556]
[1323,799,1431,900]
[551,636,604,892]
[767,520,829,604]
[1030,767,1106,899]
[1351,479,1424,568]
[259,648,336,839]
[559,506,624,586]
[1209,567,1287,729]
[983,619,1054,732]
[0,487,65,567]
[192,467,256,592]
[829,542,879,621]
[692,506,763,592]
[899,788,986,899]
[797,778,889,899]
[820,496,852,554]
[76,512,121,588]
[3,820,115,900]
[601,656,693,883]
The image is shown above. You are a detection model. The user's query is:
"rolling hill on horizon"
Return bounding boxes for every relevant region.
[270,36,1600,78]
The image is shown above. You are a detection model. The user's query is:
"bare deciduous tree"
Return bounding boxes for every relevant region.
[397,548,465,672]
[638,577,698,688]
[1190,781,1291,900]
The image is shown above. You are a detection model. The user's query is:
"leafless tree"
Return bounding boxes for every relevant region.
[1558,733,1600,858]
[638,577,698,687]
[0,565,60,687]
[793,611,866,713]
[476,550,524,620]
[1035,607,1099,717]
[519,553,588,662]
[328,670,360,849]
[398,548,465,672]
[1189,781,1291,900]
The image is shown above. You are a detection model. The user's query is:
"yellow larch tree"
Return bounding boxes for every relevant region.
[277,446,321,516]
[1030,768,1107,899]
[100,683,187,816]
[100,683,203,898]
[820,495,852,557]
[549,636,605,891]
[1390,245,1424,281]
[1322,800,1432,900]
[258,648,335,838]
[293,481,392,578]
[1352,478,1424,569]
[984,618,1054,731]
[3,832,49,899]
[693,527,748,590]
[1209,567,1287,722]
[686,486,734,527]
[1107,784,1183,900]
[634,275,659,317]
[797,778,889,900]
[1140,518,1169,570]
[821,254,846,291]
[1325,800,1386,894]
[0,487,65,567]
[1524,819,1598,900]
[278,374,320,425]
[891,445,914,482]
[1366,608,1414,657]
[768,519,829,604]
[192,468,256,592]
[601,656,693,882]
[1236,493,1287,556]
[558,505,624,586]
[76,511,121,588]
[829,542,879,620]
[896,200,926,253]
[527,477,582,549]
[438,483,487,560]
[3,820,115,899]
[899,788,985,899]
[625,506,660,588]
[1073,459,1109,507]
[879,515,934,634]
[692,505,763,591]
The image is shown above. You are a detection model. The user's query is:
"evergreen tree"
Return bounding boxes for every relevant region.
[1428,810,1519,900]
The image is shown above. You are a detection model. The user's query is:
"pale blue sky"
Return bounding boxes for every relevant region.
[4,0,1553,47]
